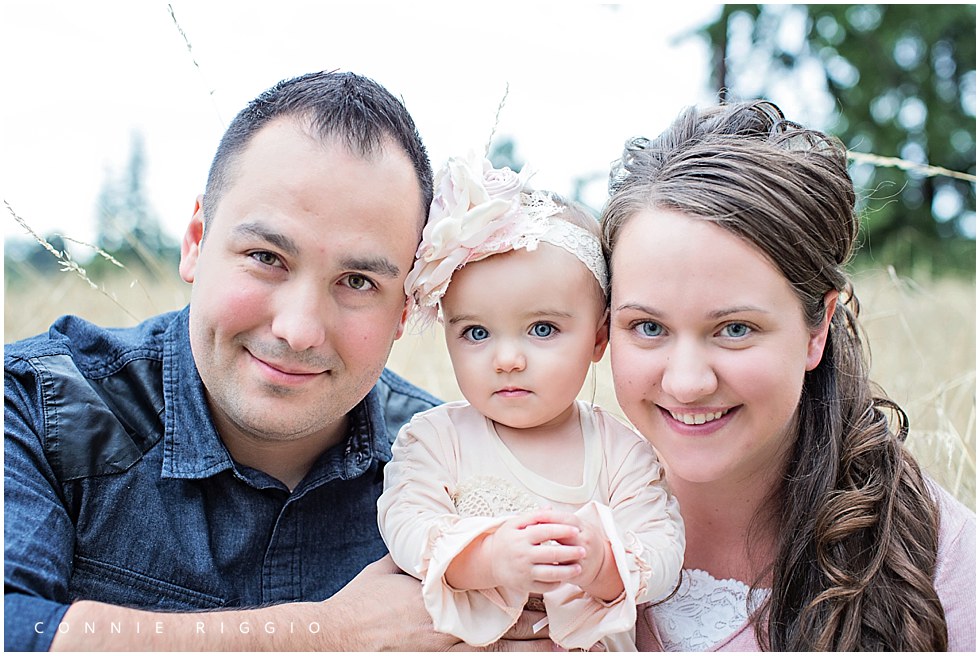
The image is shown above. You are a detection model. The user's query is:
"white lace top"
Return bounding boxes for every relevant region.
[647,569,769,652]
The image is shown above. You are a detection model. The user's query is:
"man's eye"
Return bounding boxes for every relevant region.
[344,274,375,291]
[251,252,281,267]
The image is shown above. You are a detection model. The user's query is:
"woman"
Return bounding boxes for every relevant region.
[600,100,975,651]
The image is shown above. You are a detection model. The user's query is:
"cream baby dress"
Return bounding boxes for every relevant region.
[378,400,685,651]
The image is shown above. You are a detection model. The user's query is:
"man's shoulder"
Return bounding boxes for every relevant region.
[5,311,178,375]
[376,368,442,405]
[376,369,442,414]
[5,311,182,481]
[372,369,442,445]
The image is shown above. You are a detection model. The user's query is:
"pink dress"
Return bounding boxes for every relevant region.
[636,480,976,651]
[378,400,685,651]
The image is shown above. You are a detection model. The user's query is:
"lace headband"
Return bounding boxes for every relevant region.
[404,153,608,326]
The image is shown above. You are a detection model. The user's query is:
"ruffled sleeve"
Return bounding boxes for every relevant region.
[376,407,528,646]
[544,413,686,650]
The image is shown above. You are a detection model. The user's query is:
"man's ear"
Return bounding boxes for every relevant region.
[806,290,839,371]
[592,308,610,363]
[179,195,206,284]
[393,296,410,341]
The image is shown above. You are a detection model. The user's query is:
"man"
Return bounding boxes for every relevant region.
[5,71,547,651]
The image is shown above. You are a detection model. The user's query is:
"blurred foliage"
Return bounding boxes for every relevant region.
[488,137,525,174]
[91,133,179,277]
[6,132,180,283]
[4,233,72,285]
[699,4,976,277]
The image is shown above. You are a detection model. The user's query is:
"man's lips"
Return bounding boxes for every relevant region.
[249,351,327,381]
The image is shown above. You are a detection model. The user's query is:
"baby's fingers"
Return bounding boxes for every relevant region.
[529,563,582,589]
[530,542,585,566]
[523,521,580,546]
[518,508,581,529]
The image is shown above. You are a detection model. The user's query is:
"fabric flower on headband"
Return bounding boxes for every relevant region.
[404,153,608,327]
[404,153,533,322]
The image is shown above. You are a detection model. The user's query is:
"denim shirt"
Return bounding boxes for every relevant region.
[4,307,440,651]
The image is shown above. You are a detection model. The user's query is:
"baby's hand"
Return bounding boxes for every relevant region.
[488,509,586,594]
[547,511,623,601]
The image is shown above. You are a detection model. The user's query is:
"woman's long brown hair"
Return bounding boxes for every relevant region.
[601,101,947,650]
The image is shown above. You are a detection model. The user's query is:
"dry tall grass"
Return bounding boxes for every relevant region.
[4,262,975,510]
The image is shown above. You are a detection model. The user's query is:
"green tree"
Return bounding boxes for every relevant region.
[698,4,976,275]
[93,132,178,276]
[488,137,525,173]
[3,232,68,282]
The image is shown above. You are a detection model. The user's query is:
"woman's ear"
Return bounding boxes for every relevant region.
[806,290,839,371]
[179,195,205,284]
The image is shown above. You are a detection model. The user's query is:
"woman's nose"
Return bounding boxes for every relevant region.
[660,341,718,403]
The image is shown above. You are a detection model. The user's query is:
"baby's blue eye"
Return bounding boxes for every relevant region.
[722,323,751,338]
[637,321,663,337]
[530,323,554,338]
[464,326,489,341]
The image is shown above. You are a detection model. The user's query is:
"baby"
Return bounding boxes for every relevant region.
[378,154,684,650]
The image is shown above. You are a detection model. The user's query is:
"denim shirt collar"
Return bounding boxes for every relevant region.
[159,307,392,487]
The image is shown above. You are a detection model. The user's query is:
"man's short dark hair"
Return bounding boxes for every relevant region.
[202,70,433,230]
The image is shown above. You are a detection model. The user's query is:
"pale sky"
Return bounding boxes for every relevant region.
[2,1,724,246]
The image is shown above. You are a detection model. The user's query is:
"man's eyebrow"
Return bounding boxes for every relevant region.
[231,223,401,278]
[231,222,299,257]
[340,256,402,278]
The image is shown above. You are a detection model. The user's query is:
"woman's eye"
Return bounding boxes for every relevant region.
[721,322,751,338]
[463,326,489,341]
[344,274,375,291]
[530,323,555,338]
[635,321,663,337]
[251,251,281,267]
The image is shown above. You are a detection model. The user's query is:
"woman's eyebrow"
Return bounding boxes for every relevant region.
[707,305,770,319]
[614,302,662,316]
[614,303,770,319]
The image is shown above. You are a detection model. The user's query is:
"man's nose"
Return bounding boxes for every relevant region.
[270,283,328,352]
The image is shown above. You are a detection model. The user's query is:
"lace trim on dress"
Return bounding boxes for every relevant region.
[452,476,539,518]
[647,568,768,652]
